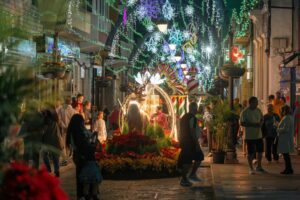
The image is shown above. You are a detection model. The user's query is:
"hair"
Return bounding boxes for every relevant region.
[65,97,72,105]
[248,96,258,104]
[157,106,162,111]
[281,105,292,116]
[267,104,273,109]
[268,95,275,100]
[66,114,85,147]
[84,100,91,107]
[98,111,104,117]
[77,93,84,98]
[189,102,198,113]
[280,96,286,103]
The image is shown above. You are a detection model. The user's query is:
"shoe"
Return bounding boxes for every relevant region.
[189,174,202,182]
[249,169,255,175]
[252,159,257,165]
[255,167,266,173]
[281,169,294,174]
[180,178,193,187]
[280,169,287,174]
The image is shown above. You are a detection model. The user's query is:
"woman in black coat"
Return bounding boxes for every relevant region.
[66,114,96,199]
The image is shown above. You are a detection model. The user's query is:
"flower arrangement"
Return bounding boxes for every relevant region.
[106,131,158,155]
[100,147,180,178]
[0,162,68,200]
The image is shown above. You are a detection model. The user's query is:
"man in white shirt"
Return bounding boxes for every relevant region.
[57,97,76,165]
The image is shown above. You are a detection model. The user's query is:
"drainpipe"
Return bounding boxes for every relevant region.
[266,0,271,57]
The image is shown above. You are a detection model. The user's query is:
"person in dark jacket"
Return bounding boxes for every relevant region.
[66,114,97,199]
[19,102,44,169]
[42,109,63,177]
[177,102,204,187]
[262,104,280,163]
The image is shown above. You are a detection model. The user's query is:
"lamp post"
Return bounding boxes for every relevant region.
[221,32,245,164]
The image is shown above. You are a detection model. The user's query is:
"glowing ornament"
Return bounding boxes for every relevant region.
[128,0,137,6]
[185,5,194,17]
[153,32,161,41]
[162,0,175,20]
[123,7,127,26]
[150,73,166,85]
[146,24,155,32]
[168,27,183,46]
[145,37,157,52]
[137,0,160,20]
[183,31,190,40]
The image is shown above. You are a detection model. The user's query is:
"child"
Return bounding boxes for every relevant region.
[79,132,102,200]
[93,111,107,143]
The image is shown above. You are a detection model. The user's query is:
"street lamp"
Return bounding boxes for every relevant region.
[181,63,187,69]
[156,20,168,34]
[174,51,182,62]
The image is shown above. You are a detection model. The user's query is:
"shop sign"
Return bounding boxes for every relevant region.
[46,37,80,58]
[6,37,36,58]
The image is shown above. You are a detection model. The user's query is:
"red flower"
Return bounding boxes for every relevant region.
[0,162,68,200]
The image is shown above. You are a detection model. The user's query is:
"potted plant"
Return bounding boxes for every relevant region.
[210,98,232,164]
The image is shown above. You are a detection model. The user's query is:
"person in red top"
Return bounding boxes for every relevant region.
[109,105,120,130]
[72,94,84,113]
[151,106,168,129]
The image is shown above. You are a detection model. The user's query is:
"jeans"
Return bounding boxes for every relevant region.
[42,151,60,176]
[265,137,279,161]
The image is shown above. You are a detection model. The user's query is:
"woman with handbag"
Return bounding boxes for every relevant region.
[277,105,294,174]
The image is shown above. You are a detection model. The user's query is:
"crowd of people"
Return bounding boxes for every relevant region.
[177,92,297,187]
[2,93,120,200]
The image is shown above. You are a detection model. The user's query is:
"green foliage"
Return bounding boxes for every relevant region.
[145,124,164,139]
[156,137,172,149]
[121,122,129,134]
[0,8,36,141]
[206,97,235,152]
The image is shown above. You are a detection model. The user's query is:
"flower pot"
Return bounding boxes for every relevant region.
[212,151,225,164]
[221,65,245,78]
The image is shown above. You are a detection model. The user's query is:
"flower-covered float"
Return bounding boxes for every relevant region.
[100,73,182,179]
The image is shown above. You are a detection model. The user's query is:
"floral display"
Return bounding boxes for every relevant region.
[0,162,68,200]
[106,131,158,155]
[100,147,180,178]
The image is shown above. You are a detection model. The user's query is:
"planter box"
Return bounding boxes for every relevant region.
[221,65,245,78]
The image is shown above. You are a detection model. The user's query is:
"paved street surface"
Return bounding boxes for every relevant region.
[60,147,300,200]
[60,161,214,200]
[211,148,300,199]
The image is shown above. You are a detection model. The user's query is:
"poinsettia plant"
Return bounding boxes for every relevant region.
[0,162,68,200]
[106,131,158,155]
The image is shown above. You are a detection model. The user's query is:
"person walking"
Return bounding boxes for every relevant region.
[66,114,97,199]
[240,96,265,175]
[42,109,63,177]
[57,97,76,165]
[19,101,44,169]
[277,105,294,174]
[262,104,280,163]
[177,102,204,187]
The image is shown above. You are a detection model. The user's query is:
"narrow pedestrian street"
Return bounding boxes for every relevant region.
[61,149,215,200]
[60,147,300,200]
[2,0,300,200]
